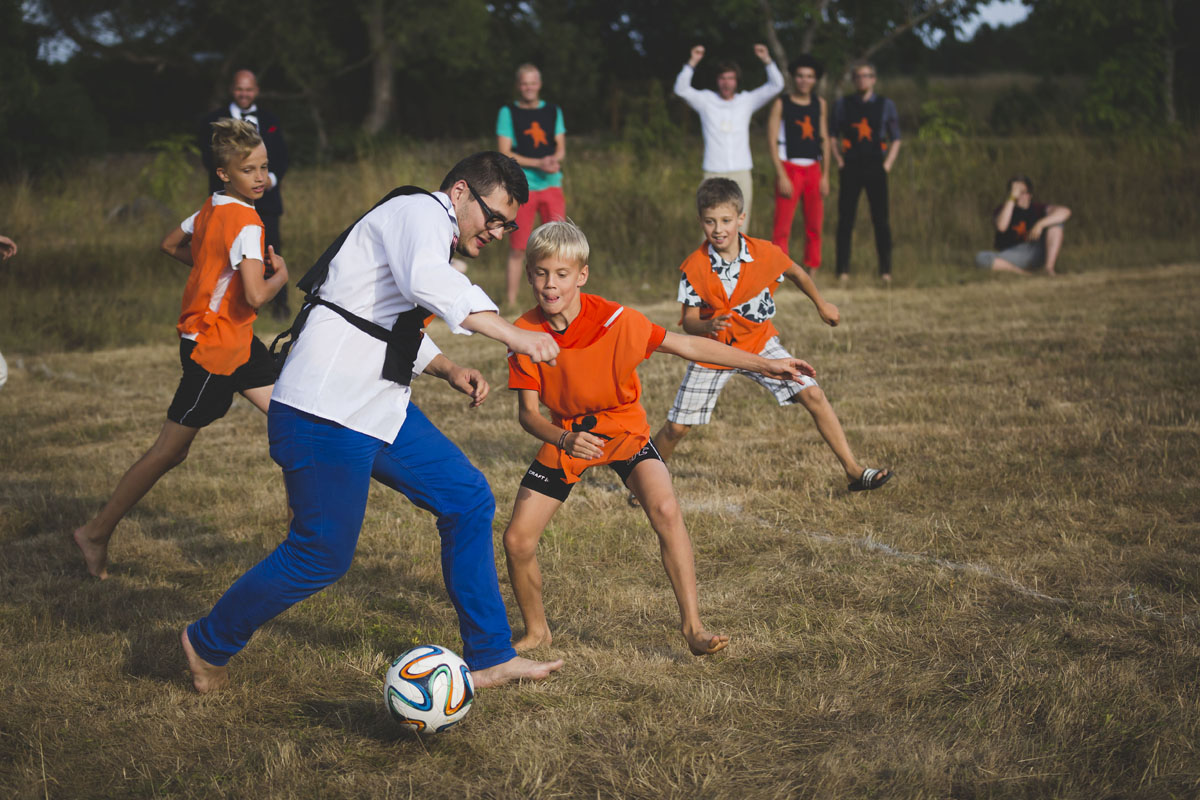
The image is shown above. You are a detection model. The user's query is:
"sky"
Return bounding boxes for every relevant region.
[961,0,1031,39]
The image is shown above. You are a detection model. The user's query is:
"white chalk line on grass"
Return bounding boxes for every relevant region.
[681,499,1198,629]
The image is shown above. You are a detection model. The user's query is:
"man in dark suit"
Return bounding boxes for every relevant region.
[199,70,291,318]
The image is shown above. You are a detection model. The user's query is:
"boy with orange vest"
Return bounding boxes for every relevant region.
[73,119,290,579]
[652,178,892,493]
[503,220,814,656]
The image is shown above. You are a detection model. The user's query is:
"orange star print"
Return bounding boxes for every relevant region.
[524,120,549,148]
[851,117,873,141]
[1013,220,1028,240]
[795,116,815,140]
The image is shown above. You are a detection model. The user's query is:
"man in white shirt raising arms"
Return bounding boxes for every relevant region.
[674,43,785,231]
[181,152,564,693]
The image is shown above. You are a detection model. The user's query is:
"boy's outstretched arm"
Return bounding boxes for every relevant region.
[239,246,290,309]
[656,331,815,382]
[516,389,605,461]
[783,263,839,326]
[160,226,193,266]
[423,353,490,408]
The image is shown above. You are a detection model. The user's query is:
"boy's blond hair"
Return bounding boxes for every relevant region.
[526,219,589,270]
[210,118,263,171]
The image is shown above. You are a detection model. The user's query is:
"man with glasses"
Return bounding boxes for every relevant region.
[832,61,902,284]
[182,152,565,694]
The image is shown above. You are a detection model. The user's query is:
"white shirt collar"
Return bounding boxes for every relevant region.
[211,191,255,209]
[433,190,460,237]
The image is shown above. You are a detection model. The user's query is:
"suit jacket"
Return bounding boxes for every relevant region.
[198,105,289,217]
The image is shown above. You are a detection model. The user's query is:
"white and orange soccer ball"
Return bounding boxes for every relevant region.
[384,644,475,733]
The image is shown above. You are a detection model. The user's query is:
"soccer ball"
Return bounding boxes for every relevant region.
[384,644,475,733]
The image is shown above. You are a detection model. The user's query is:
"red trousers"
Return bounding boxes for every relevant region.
[771,161,824,269]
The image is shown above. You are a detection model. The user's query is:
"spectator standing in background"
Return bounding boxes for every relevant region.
[832,62,901,284]
[674,43,784,232]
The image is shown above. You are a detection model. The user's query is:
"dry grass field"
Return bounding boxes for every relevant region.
[2,263,1198,798]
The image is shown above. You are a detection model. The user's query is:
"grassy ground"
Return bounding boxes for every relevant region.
[2,264,1198,798]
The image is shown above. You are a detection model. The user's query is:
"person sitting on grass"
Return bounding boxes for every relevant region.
[651,178,892,494]
[503,219,814,656]
[975,174,1072,276]
[73,119,291,580]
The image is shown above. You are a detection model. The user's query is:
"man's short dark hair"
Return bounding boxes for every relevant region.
[714,60,742,82]
[696,177,744,215]
[788,54,824,80]
[440,151,529,205]
[851,60,876,77]
[1006,174,1034,195]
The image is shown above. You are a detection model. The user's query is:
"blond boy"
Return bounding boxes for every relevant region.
[503,220,814,655]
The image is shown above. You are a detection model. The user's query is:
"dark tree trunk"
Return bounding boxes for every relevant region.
[361,0,395,136]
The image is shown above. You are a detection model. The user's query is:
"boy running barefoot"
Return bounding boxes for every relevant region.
[504,220,814,656]
[73,120,289,579]
[653,178,892,493]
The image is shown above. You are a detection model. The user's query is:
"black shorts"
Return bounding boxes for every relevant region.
[519,438,664,502]
[166,337,278,428]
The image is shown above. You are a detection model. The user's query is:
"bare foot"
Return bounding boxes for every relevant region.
[181,628,229,693]
[471,655,563,689]
[686,629,729,656]
[72,525,110,580]
[512,630,552,652]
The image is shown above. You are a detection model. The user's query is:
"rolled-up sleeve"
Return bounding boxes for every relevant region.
[747,62,785,111]
[674,64,705,110]
[412,333,443,377]
[379,200,499,334]
[882,99,901,141]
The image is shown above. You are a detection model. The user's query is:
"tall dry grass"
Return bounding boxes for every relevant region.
[1,264,1199,798]
[1,132,1197,354]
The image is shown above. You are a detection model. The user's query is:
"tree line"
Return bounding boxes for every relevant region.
[2,0,1195,174]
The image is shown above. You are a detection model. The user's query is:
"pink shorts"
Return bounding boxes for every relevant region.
[510,187,566,250]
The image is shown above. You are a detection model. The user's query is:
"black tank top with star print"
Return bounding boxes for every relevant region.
[838,94,887,165]
[782,96,822,160]
[509,102,558,159]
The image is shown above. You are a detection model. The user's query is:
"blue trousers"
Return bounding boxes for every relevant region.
[187,401,517,671]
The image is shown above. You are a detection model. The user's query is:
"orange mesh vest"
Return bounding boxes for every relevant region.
[679,237,791,369]
[177,198,263,375]
[509,294,665,483]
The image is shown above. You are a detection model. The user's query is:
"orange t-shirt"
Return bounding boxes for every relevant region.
[176,197,263,375]
[679,236,792,369]
[508,294,667,483]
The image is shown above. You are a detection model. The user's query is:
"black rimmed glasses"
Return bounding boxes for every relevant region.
[467,183,519,234]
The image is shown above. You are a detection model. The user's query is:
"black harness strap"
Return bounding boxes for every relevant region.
[270,186,451,386]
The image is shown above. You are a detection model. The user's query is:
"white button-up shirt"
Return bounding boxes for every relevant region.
[674,62,785,173]
[272,191,497,443]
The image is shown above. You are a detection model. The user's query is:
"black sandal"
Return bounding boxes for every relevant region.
[849,467,892,492]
